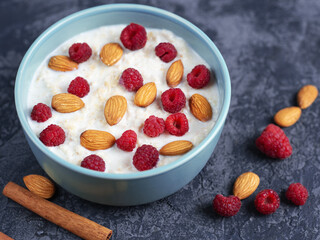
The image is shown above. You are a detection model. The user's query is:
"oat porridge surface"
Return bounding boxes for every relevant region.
[27,24,219,173]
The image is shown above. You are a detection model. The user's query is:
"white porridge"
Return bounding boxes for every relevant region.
[27,24,219,173]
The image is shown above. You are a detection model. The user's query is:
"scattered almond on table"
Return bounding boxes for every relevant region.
[23,174,55,199]
[297,84,318,109]
[274,106,302,127]
[233,172,260,200]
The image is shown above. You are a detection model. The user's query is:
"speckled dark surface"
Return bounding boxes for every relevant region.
[1,0,320,239]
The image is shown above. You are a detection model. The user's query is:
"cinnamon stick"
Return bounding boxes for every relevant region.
[0,232,14,240]
[2,182,112,240]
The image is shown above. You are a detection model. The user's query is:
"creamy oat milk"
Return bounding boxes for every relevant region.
[27,25,219,173]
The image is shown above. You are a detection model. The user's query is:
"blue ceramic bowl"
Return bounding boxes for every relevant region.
[15,4,230,206]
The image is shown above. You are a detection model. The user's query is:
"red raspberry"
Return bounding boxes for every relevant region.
[165,113,189,136]
[161,88,186,113]
[31,103,52,122]
[187,64,210,89]
[255,124,292,159]
[120,23,147,51]
[143,115,165,137]
[119,68,144,92]
[67,77,90,98]
[285,183,308,206]
[116,130,137,152]
[68,42,92,63]
[254,189,280,215]
[155,42,177,63]
[39,124,65,147]
[133,144,159,171]
[212,194,241,217]
[81,154,105,172]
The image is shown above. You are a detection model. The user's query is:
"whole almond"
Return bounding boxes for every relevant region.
[274,106,302,127]
[100,43,123,66]
[23,174,55,199]
[48,55,78,72]
[134,82,157,107]
[52,93,84,113]
[233,172,260,200]
[159,140,193,156]
[104,95,127,126]
[189,94,212,122]
[166,60,184,87]
[297,85,318,109]
[80,130,115,151]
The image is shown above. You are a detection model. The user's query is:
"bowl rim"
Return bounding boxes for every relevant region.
[15,3,231,180]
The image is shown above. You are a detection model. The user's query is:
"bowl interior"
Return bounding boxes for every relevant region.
[15,4,230,179]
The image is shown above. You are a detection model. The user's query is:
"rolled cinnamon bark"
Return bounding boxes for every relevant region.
[2,182,112,240]
[0,232,14,240]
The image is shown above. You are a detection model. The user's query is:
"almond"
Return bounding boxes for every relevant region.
[48,55,78,72]
[104,95,127,126]
[52,93,85,113]
[166,60,184,87]
[100,43,123,66]
[80,130,115,151]
[233,172,260,200]
[189,93,212,122]
[274,106,301,127]
[297,85,318,109]
[159,140,193,156]
[134,82,157,107]
[23,174,55,199]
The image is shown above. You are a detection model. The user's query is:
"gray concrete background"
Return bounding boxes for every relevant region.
[1,0,319,239]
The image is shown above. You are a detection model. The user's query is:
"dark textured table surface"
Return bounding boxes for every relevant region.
[1,0,320,239]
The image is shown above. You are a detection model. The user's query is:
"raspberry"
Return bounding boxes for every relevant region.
[133,144,159,171]
[161,88,186,113]
[285,183,308,206]
[31,103,52,122]
[155,42,177,62]
[119,68,143,91]
[67,77,90,98]
[68,42,92,63]
[143,115,165,137]
[81,154,105,172]
[116,130,137,152]
[187,64,210,89]
[120,23,147,51]
[39,124,65,147]
[165,113,189,136]
[255,124,292,159]
[254,189,280,215]
[212,194,241,217]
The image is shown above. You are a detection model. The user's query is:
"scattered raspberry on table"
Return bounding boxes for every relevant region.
[213,194,241,217]
[31,103,52,122]
[187,64,211,89]
[81,154,105,172]
[143,115,165,137]
[254,189,280,214]
[165,113,189,136]
[120,23,147,50]
[67,76,90,98]
[68,42,92,63]
[255,124,292,159]
[155,42,177,63]
[161,88,186,113]
[133,144,159,171]
[286,183,308,206]
[39,124,65,147]
[116,130,137,152]
[119,68,144,91]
